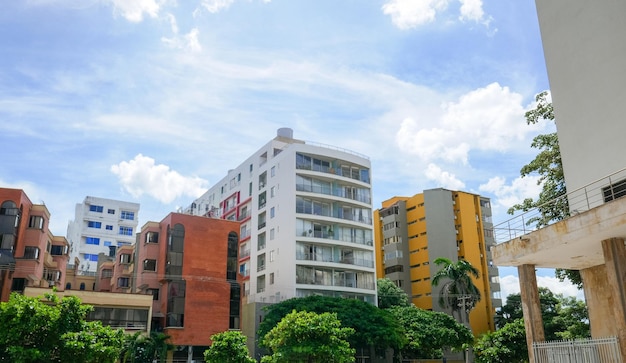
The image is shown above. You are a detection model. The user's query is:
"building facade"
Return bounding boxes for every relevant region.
[66,196,140,274]
[0,188,70,302]
[185,128,376,356]
[374,189,501,336]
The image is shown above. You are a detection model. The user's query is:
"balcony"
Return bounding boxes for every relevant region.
[296,252,374,268]
[296,184,371,204]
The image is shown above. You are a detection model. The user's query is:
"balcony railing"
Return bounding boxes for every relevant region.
[296,208,372,225]
[296,252,374,268]
[493,167,626,243]
[296,184,371,204]
[296,164,370,184]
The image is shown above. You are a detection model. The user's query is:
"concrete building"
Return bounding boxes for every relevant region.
[374,189,501,336]
[67,196,140,274]
[185,128,376,357]
[492,0,626,361]
[0,188,70,301]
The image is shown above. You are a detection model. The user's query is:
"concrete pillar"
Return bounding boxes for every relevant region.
[601,238,626,360]
[518,264,545,363]
[580,264,614,338]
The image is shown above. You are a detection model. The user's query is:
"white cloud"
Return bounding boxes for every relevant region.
[382,0,449,29]
[162,28,202,52]
[110,154,208,204]
[424,163,466,190]
[499,274,585,301]
[109,0,160,22]
[458,0,483,22]
[479,175,542,211]
[396,83,536,165]
[200,0,235,13]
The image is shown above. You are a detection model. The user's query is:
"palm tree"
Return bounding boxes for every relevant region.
[431,257,481,324]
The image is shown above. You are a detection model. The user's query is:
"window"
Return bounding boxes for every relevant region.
[89,205,104,213]
[120,254,132,264]
[270,207,275,218]
[11,278,26,292]
[143,259,157,272]
[146,231,159,243]
[85,237,100,245]
[28,216,44,229]
[249,163,253,172]
[119,226,133,236]
[121,211,135,220]
[270,272,274,285]
[104,241,112,247]
[149,288,160,301]
[23,246,40,259]
[271,166,276,177]
[270,186,275,198]
[270,250,275,262]
[270,228,275,240]
[88,221,102,229]
[50,245,67,255]
[117,277,130,288]
[45,270,61,282]
[108,209,115,214]
[603,179,626,202]
[102,269,113,278]
[84,253,99,262]
[105,225,113,230]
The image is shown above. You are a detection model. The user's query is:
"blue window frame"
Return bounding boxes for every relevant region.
[104,241,112,247]
[120,211,135,220]
[106,225,113,230]
[87,221,101,229]
[84,253,99,262]
[85,237,100,245]
[119,226,133,236]
[107,209,115,214]
[89,205,103,213]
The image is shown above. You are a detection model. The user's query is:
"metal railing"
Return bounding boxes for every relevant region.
[533,337,621,363]
[494,167,626,244]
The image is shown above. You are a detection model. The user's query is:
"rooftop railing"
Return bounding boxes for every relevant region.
[494,167,626,244]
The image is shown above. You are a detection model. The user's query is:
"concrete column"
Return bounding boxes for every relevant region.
[518,264,545,363]
[580,264,614,338]
[601,237,626,360]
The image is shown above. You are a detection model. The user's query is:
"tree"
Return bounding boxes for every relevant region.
[261,310,355,363]
[388,306,473,359]
[0,292,125,363]
[258,295,405,356]
[122,332,174,363]
[474,319,527,363]
[377,278,410,309]
[494,287,589,341]
[204,331,255,363]
[508,90,582,288]
[431,257,481,323]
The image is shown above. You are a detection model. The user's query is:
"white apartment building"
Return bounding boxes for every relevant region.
[187,128,377,306]
[67,196,140,274]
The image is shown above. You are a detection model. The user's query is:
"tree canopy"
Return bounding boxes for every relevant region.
[204,330,255,363]
[431,257,481,322]
[388,306,473,359]
[474,318,527,363]
[0,292,125,363]
[377,278,410,309]
[258,295,405,353]
[508,90,582,288]
[261,310,355,363]
[122,332,174,363]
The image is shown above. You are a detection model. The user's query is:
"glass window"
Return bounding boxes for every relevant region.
[28,216,44,229]
[119,226,133,236]
[271,166,276,177]
[120,254,132,264]
[88,221,102,229]
[108,209,115,214]
[23,246,40,259]
[85,237,100,245]
[120,211,135,220]
[84,253,99,262]
[270,207,275,218]
[117,277,130,288]
[89,205,104,213]
[106,225,113,230]
[146,231,159,243]
[143,259,157,272]
[102,269,113,278]
[50,245,66,255]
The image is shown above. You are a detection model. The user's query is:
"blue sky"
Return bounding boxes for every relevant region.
[0,0,581,299]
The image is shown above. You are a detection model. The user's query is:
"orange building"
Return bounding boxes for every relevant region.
[0,188,70,301]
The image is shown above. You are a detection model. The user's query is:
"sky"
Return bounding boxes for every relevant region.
[0,0,583,300]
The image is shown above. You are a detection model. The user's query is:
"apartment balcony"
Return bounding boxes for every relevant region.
[296,184,371,205]
[296,252,374,268]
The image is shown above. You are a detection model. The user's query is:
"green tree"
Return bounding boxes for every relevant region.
[122,332,174,363]
[204,331,255,363]
[0,292,124,363]
[507,90,582,288]
[388,306,473,359]
[377,278,410,309]
[258,295,405,357]
[494,288,589,340]
[431,257,481,323]
[474,319,528,363]
[261,310,355,363]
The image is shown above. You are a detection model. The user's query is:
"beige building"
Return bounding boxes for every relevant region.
[492,0,626,361]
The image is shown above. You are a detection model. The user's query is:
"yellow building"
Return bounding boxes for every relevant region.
[374,188,501,336]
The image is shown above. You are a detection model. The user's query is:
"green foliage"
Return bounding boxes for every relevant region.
[258,295,405,353]
[388,306,473,359]
[122,332,174,363]
[261,310,355,363]
[377,278,410,309]
[508,90,582,288]
[494,287,589,341]
[204,331,255,363]
[431,258,481,321]
[474,319,528,363]
[0,292,124,363]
